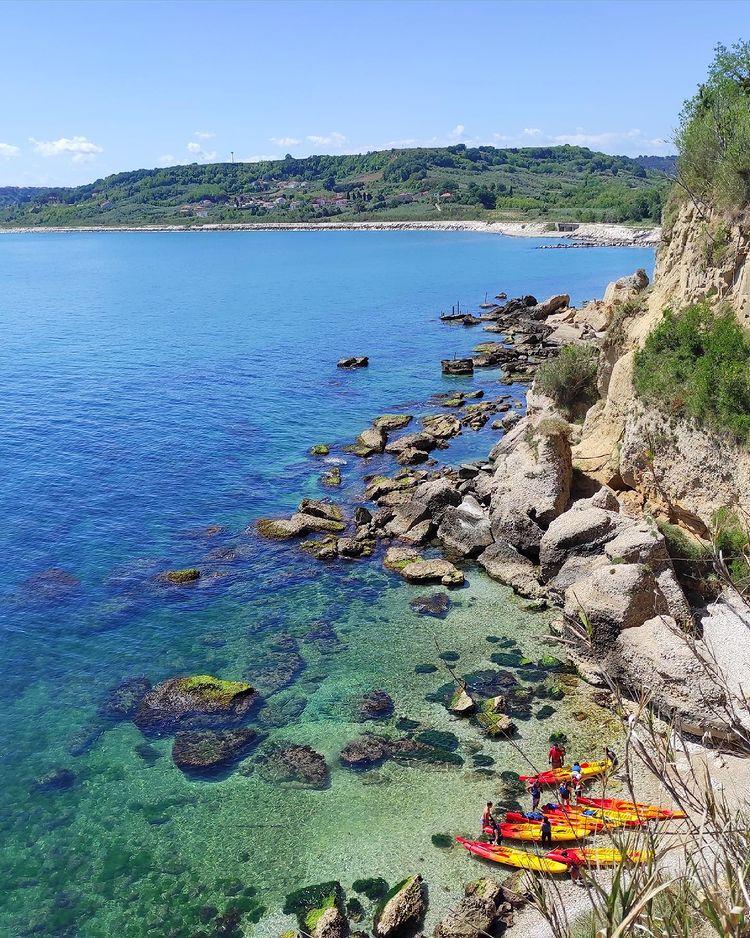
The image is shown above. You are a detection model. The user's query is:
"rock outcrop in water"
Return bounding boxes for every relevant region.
[373,874,426,938]
[133,675,260,734]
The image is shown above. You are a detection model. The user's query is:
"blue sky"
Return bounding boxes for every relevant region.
[0,0,745,186]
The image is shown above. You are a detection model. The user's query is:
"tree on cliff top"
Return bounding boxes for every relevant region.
[676,40,750,210]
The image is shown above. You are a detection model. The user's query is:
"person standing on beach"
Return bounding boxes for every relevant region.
[559,780,571,807]
[540,816,553,848]
[482,801,501,845]
[549,740,566,769]
[530,779,542,811]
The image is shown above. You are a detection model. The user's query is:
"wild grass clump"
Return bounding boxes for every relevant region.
[535,344,599,416]
[633,302,750,445]
[675,40,750,210]
[712,507,750,587]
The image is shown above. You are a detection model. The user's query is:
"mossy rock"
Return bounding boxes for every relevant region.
[283,882,344,931]
[309,444,330,457]
[431,833,453,848]
[374,876,414,921]
[352,877,388,901]
[256,518,298,539]
[439,650,460,663]
[536,655,571,672]
[485,635,501,643]
[549,732,568,745]
[545,682,566,700]
[163,568,200,585]
[517,657,535,669]
[321,466,342,487]
[499,770,520,784]
[346,897,365,922]
[535,705,556,720]
[415,730,459,751]
[414,663,438,675]
[174,675,251,707]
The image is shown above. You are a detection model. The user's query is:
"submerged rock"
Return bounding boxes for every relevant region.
[357,689,395,721]
[339,734,391,770]
[409,592,451,618]
[160,568,201,585]
[133,675,260,735]
[373,874,427,938]
[34,768,77,793]
[321,465,343,487]
[99,677,152,722]
[255,743,329,789]
[449,688,476,716]
[172,728,263,773]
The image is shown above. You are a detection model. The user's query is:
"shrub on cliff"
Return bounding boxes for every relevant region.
[676,40,750,209]
[535,344,599,417]
[633,302,750,445]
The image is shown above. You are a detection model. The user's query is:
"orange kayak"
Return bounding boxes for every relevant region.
[543,804,645,829]
[456,838,568,873]
[505,811,603,832]
[577,796,686,819]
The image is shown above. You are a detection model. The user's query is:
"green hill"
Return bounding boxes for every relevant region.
[0,144,672,228]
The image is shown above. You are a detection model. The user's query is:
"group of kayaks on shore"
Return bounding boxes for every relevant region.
[456,750,686,876]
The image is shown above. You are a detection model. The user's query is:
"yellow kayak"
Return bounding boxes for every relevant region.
[547,847,653,867]
[520,759,612,786]
[456,838,568,873]
[500,822,591,842]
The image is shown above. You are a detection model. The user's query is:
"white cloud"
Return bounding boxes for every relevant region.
[306,132,347,148]
[157,154,178,166]
[0,142,20,159]
[186,141,217,162]
[194,130,215,139]
[489,127,672,156]
[447,124,466,141]
[523,128,543,137]
[270,136,301,147]
[30,135,103,162]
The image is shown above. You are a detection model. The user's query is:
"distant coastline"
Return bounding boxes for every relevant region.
[0,219,661,247]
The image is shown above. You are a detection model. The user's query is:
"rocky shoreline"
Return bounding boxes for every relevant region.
[0,219,661,248]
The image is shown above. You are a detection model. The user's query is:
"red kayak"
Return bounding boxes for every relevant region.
[505,811,602,832]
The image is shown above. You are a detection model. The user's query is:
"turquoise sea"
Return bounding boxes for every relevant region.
[0,231,653,937]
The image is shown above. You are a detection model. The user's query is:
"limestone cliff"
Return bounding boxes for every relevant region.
[573,199,750,534]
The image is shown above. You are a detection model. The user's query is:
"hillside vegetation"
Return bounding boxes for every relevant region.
[0,145,672,228]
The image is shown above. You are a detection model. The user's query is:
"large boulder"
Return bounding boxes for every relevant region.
[540,504,623,582]
[435,878,512,938]
[478,542,544,599]
[400,559,464,587]
[350,426,387,457]
[609,615,732,738]
[172,728,263,773]
[374,875,427,938]
[563,563,668,648]
[437,496,494,558]
[528,293,570,320]
[134,675,260,735]
[422,413,462,439]
[489,417,572,558]
[374,414,413,431]
[385,432,437,456]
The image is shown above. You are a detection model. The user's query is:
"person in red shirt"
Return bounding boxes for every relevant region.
[549,741,566,769]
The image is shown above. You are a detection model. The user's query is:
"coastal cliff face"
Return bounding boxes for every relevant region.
[574,199,750,534]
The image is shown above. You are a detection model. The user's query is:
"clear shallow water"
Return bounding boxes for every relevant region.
[0,232,652,937]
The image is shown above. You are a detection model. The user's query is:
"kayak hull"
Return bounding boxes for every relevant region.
[543,804,645,829]
[456,838,568,873]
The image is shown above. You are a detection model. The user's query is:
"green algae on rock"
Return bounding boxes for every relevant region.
[309,444,330,456]
[283,881,345,932]
[161,567,200,585]
[352,877,389,901]
[374,874,427,938]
